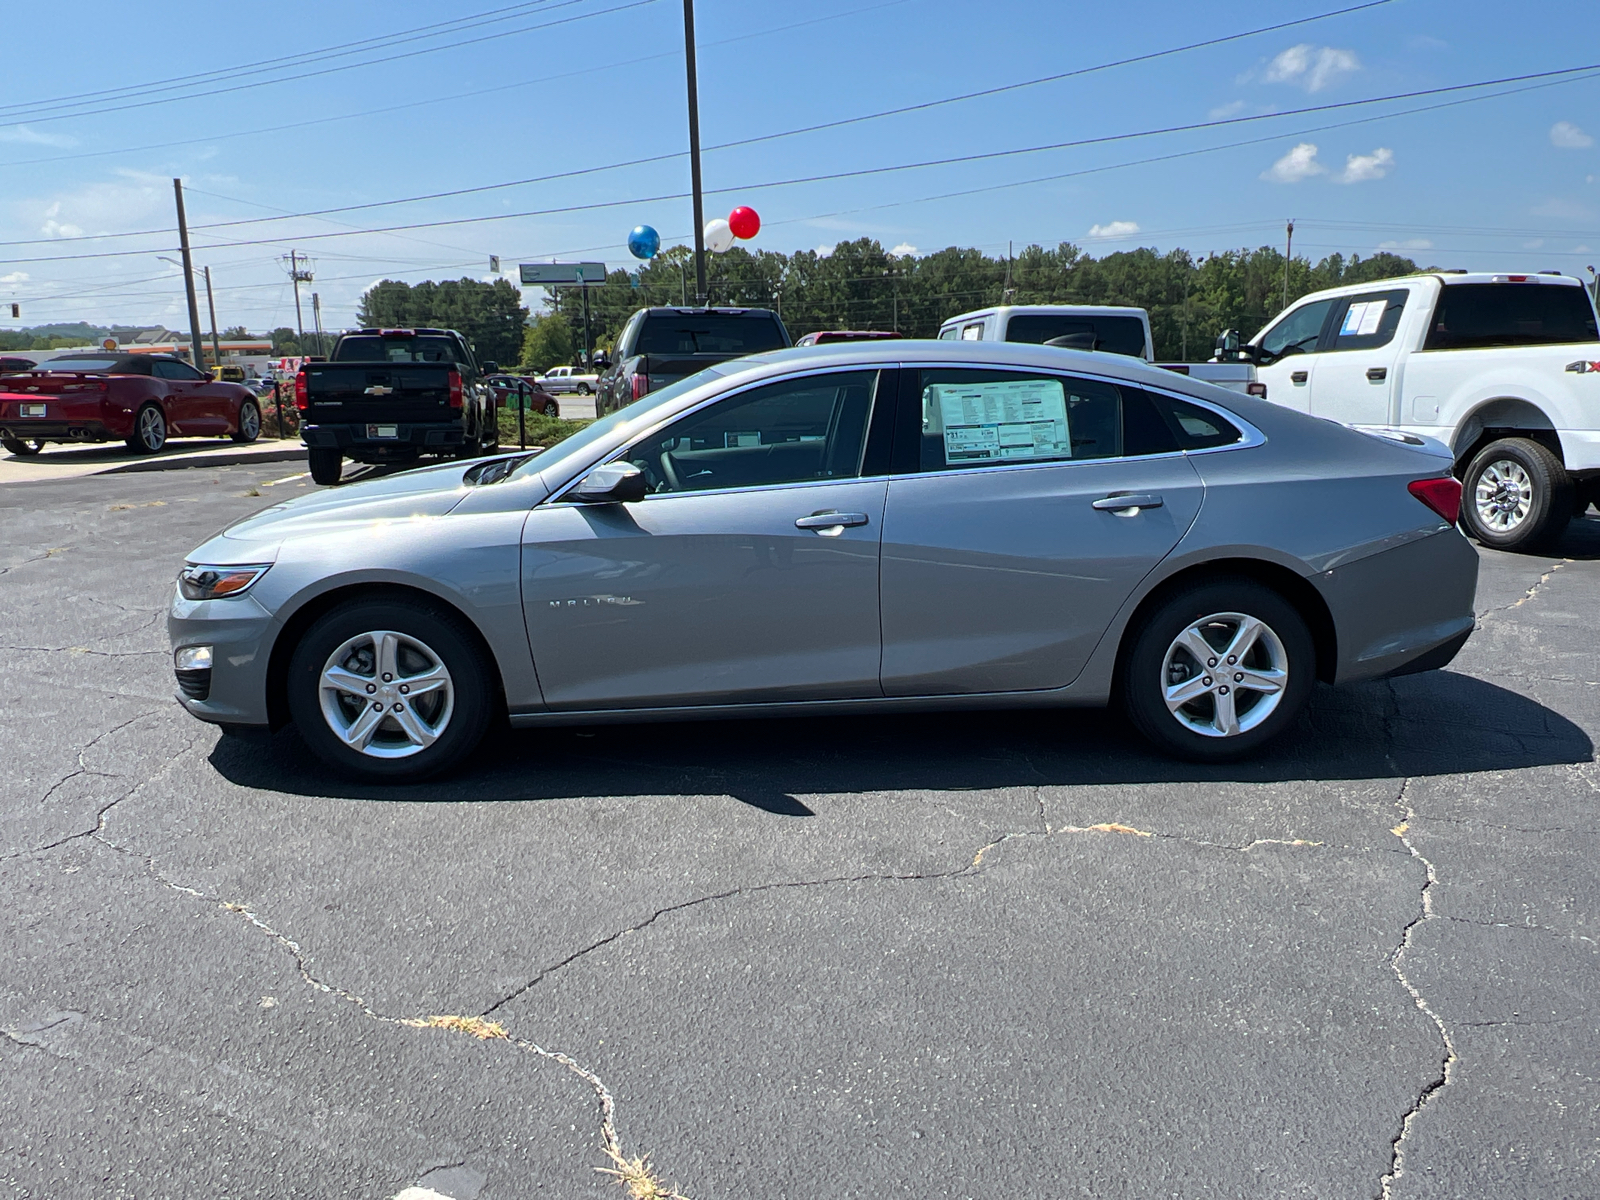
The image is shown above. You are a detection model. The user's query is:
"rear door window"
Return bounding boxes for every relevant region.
[1324,290,1409,352]
[906,369,1125,472]
[1424,283,1600,349]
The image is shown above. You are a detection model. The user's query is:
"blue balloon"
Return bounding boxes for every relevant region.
[627,225,660,260]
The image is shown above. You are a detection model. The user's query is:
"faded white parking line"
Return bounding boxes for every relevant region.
[262,472,309,486]
[391,1189,454,1200]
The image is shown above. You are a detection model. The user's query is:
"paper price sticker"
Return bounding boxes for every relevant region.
[927,378,1070,464]
[1341,300,1387,338]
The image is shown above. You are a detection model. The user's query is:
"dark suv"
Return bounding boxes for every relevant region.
[597,307,790,416]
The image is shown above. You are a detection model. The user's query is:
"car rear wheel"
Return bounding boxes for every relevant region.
[1460,436,1572,552]
[2,433,43,456]
[287,599,494,781]
[126,404,166,453]
[231,399,261,443]
[1119,578,1315,761]
[542,399,560,418]
[308,447,343,485]
[577,383,591,395]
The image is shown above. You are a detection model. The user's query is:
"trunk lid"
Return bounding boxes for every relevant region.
[302,363,455,424]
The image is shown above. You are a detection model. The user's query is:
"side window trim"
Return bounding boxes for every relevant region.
[1318,289,1409,353]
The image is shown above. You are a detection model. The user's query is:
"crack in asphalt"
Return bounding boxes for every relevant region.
[86,830,631,1174]
[1378,778,1459,1200]
[1478,558,1572,621]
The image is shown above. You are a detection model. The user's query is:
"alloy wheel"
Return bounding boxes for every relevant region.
[1161,612,1288,738]
[240,403,260,439]
[137,406,166,451]
[1474,458,1533,533]
[317,630,455,759]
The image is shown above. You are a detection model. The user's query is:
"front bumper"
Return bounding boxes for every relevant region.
[168,590,276,727]
[301,421,465,458]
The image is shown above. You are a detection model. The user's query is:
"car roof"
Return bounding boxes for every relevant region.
[939,304,1149,325]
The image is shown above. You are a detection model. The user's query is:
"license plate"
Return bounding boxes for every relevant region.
[21,403,45,417]
[366,424,398,439]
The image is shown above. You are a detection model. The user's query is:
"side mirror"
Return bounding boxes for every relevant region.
[1214,329,1241,355]
[569,461,646,504]
[481,360,498,375]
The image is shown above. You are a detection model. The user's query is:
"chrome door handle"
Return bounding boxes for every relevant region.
[795,510,869,534]
[1092,493,1163,513]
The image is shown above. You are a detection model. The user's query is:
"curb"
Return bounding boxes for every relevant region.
[97,445,307,475]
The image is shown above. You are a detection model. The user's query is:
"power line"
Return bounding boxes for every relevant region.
[0,0,565,121]
[1,0,657,128]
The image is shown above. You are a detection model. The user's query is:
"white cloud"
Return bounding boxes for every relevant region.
[1262,142,1326,183]
[1551,121,1595,149]
[1262,44,1360,92]
[1087,220,1141,239]
[0,125,76,148]
[1209,100,1247,120]
[813,244,834,257]
[1378,238,1432,250]
[0,271,28,284]
[888,242,918,257]
[1338,147,1395,183]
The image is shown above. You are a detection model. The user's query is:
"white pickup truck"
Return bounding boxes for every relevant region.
[1222,272,1600,550]
[937,304,1260,394]
[537,364,600,395]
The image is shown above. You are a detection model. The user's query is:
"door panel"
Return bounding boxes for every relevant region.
[1254,357,1315,412]
[521,479,886,709]
[1307,289,1410,427]
[880,455,1203,695]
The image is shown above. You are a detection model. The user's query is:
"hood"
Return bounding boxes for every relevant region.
[203,458,474,559]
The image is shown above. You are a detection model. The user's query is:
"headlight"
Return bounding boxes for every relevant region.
[178,563,271,601]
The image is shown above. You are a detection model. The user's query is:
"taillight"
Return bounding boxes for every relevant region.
[293,370,308,411]
[631,373,650,400]
[448,368,463,408]
[1408,476,1461,522]
[1246,381,1268,399]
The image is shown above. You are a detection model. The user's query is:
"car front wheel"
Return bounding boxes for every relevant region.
[1119,578,1315,761]
[1460,436,1572,551]
[286,598,494,781]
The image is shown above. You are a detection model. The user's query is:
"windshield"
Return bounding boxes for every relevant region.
[1004,314,1148,358]
[636,313,788,355]
[35,356,122,372]
[514,360,764,483]
[334,335,467,364]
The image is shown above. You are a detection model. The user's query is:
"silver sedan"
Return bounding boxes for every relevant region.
[169,341,1478,780]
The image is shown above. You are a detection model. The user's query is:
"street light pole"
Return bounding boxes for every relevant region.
[683,0,707,305]
[203,266,221,371]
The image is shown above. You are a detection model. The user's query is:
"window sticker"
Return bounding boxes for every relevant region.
[1341,300,1387,337]
[927,378,1070,465]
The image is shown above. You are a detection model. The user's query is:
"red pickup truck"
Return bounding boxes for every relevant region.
[0,352,261,456]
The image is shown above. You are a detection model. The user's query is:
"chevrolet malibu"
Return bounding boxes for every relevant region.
[169,341,1477,780]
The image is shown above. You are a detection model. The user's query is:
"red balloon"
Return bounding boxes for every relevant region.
[728,206,761,240]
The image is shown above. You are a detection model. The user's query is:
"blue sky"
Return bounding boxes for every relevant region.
[0,0,1596,334]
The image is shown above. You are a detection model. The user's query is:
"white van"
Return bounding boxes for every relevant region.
[937,305,1154,361]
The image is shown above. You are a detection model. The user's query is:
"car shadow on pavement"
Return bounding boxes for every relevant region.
[206,668,1592,811]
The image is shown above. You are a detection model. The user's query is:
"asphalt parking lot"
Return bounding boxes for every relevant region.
[2,461,1596,1199]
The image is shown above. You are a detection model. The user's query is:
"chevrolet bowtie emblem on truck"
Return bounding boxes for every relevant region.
[363,384,394,395]
[1566,360,1600,374]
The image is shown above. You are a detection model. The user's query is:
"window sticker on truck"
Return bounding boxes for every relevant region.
[1341,300,1387,337]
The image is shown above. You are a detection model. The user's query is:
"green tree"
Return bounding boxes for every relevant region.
[221,325,251,339]
[269,327,302,355]
[356,277,529,365]
[518,314,574,374]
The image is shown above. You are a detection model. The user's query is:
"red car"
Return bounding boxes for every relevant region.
[794,330,905,346]
[0,352,262,456]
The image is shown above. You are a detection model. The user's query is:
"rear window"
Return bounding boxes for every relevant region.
[35,356,123,372]
[636,314,787,355]
[334,335,467,364]
[1425,283,1599,350]
[1004,314,1149,358]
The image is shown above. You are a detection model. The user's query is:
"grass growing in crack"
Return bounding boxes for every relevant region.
[598,1147,691,1200]
[401,1014,509,1040]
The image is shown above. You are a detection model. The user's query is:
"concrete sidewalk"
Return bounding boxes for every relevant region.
[0,435,305,485]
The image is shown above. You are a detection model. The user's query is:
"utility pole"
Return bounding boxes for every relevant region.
[580,284,592,368]
[285,251,313,347]
[1002,240,1014,304]
[683,0,707,305]
[172,179,206,370]
[202,266,221,371]
[312,293,325,357]
[1282,219,1295,312]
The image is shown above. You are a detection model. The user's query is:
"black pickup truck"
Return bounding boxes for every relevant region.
[596,307,790,417]
[296,328,500,485]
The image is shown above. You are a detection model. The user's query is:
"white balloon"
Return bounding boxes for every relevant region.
[704,217,735,254]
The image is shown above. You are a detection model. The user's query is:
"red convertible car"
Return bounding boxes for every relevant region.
[0,353,262,456]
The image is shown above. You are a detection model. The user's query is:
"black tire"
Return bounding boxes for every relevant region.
[308,447,343,485]
[577,383,591,395]
[2,433,42,456]
[542,400,560,418]
[286,597,494,781]
[1460,436,1572,551]
[231,399,261,443]
[1119,577,1316,762]
[125,403,166,453]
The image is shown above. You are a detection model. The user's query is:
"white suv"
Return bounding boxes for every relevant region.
[1240,272,1600,550]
